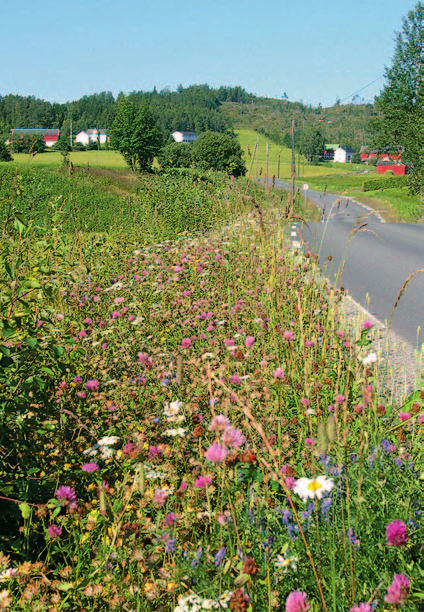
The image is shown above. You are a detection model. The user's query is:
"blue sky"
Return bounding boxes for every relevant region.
[1,0,413,107]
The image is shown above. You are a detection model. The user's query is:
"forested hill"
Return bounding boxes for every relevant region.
[0,85,373,150]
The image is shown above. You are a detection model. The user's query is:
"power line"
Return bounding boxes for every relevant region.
[339,74,385,103]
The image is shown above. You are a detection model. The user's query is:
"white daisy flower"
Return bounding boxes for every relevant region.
[293,475,334,501]
[97,436,119,446]
[275,552,298,573]
[361,352,378,365]
[0,569,18,581]
[163,400,182,417]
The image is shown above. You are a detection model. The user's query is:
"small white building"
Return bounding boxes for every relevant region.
[171,131,198,143]
[75,129,108,146]
[334,146,355,163]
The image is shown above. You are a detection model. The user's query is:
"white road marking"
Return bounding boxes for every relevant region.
[292,240,301,248]
[291,231,296,236]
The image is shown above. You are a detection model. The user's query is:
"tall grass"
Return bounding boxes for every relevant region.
[0,171,422,612]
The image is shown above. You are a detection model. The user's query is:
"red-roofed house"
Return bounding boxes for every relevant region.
[10,129,59,147]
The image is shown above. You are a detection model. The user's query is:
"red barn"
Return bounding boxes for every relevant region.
[376,161,406,175]
[10,129,59,147]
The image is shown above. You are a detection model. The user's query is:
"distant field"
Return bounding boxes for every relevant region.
[10,150,127,168]
[236,129,364,180]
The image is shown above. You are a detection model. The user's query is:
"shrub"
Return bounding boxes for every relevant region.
[192,131,246,176]
[362,175,408,191]
[158,141,194,169]
[0,141,13,161]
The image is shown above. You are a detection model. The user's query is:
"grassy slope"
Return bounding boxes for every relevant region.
[237,129,421,223]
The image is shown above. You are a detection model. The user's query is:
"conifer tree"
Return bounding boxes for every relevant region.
[370,2,423,193]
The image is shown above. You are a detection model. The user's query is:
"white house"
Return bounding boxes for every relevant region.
[171,131,198,143]
[75,129,108,146]
[334,146,355,163]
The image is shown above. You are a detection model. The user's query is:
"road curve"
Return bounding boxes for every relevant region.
[274,179,424,348]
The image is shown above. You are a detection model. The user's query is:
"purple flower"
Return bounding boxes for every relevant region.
[222,427,246,449]
[286,591,310,612]
[86,379,99,391]
[205,443,228,463]
[194,475,213,488]
[55,486,77,509]
[73,376,82,384]
[82,462,99,473]
[284,330,295,341]
[350,605,372,612]
[386,520,408,546]
[181,338,192,348]
[384,574,410,605]
[165,537,177,553]
[347,528,360,550]
[229,375,241,385]
[245,336,255,348]
[214,547,226,568]
[335,394,345,405]
[274,368,285,379]
[399,412,411,422]
[47,524,62,539]
[362,320,373,329]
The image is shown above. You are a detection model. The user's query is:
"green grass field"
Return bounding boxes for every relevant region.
[10,149,127,168]
[236,129,364,180]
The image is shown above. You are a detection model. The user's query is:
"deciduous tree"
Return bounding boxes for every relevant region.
[110,97,163,172]
[192,131,246,176]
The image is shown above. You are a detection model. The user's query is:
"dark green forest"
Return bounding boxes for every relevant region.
[0,84,374,152]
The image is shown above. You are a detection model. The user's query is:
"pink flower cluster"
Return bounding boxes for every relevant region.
[384,574,410,605]
[386,520,408,547]
[286,591,310,612]
[205,415,246,462]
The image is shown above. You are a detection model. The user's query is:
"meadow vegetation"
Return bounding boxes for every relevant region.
[0,158,422,611]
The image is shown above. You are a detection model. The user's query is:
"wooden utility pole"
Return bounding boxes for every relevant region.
[291,120,296,202]
[265,143,269,192]
[256,137,259,180]
[70,120,72,148]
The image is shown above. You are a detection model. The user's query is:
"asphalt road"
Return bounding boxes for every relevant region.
[274,179,424,347]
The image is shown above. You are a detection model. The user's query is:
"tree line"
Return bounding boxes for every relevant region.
[0,85,254,142]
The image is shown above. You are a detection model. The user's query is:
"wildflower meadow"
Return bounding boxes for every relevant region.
[0,166,422,611]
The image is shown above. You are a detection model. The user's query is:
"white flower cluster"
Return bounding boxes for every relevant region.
[163,400,185,423]
[83,436,119,459]
[164,428,186,437]
[174,591,232,612]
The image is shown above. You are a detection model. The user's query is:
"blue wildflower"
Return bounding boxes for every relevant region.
[165,538,177,553]
[347,528,360,550]
[321,496,332,522]
[191,547,202,569]
[214,547,226,568]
